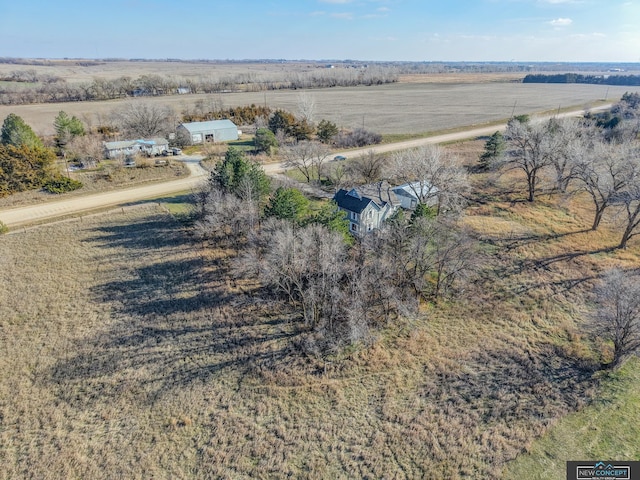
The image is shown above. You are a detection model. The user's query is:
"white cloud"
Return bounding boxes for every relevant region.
[331,12,354,20]
[377,7,391,12]
[549,17,573,27]
[319,0,352,4]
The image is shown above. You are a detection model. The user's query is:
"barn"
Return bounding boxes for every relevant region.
[177,119,239,144]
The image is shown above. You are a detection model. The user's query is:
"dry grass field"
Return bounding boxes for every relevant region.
[0,60,319,84]
[2,140,639,478]
[2,70,639,137]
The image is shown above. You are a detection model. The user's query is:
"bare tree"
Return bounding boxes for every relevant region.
[193,184,258,247]
[321,162,349,190]
[590,269,640,369]
[245,220,347,327]
[503,118,564,202]
[296,92,316,125]
[111,101,175,138]
[575,140,639,231]
[613,187,640,250]
[389,144,469,213]
[281,140,330,183]
[66,134,105,166]
[547,117,585,193]
[346,149,386,184]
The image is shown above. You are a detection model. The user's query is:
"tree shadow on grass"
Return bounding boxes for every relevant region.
[48,213,304,407]
[428,343,598,433]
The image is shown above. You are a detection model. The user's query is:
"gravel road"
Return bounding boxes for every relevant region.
[0,105,610,229]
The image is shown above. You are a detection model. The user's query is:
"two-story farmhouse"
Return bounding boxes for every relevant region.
[334,180,438,236]
[333,182,399,237]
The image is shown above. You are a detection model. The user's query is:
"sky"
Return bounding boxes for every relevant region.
[0,0,639,62]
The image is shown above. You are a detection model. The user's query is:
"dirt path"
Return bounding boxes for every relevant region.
[0,105,610,229]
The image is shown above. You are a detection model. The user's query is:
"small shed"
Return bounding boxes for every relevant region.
[177,119,239,144]
[392,181,438,210]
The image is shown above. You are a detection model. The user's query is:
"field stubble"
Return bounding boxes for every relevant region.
[2,80,638,137]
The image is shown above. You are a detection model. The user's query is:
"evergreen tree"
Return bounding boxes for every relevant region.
[211,147,270,202]
[254,127,278,155]
[1,114,43,148]
[478,131,505,170]
[268,109,296,137]
[264,187,309,222]
[54,111,85,149]
[316,119,338,144]
[306,201,352,244]
[0,144,57,196]
[410,202,437,223]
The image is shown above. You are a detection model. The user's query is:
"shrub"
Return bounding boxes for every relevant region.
[43,176,83,194]
[0,220,8,234]
[334,128,382,148]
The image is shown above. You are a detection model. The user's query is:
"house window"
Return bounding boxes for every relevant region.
[351,223,359,232]
[350,211,359,221]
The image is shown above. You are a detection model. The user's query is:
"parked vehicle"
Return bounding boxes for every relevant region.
[123,157,136,167]
[334,155,347,161]
[171,148,182,155]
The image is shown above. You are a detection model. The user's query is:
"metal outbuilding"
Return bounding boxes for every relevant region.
[178,119,239,144]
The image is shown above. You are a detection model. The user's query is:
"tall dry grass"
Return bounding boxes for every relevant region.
[1,139,639,478]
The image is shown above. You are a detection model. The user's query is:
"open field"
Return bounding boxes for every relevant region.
[2,140,640,478]
[2,80,638,137]
[504,357,640,479]
[0,59,324,84]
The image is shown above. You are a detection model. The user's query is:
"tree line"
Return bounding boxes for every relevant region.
[0,67,398,106]
[523,73,640,86]
[480,93,640,249]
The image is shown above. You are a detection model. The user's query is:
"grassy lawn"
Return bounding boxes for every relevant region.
[503,357,640,479]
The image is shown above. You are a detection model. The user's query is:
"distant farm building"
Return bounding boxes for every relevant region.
[177,119,239,145]
[103,138,169,159]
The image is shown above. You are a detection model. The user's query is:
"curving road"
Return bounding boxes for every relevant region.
[0,105,611,229]
[0,157,208,228]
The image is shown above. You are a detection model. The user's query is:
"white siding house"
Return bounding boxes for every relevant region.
[333,182,399,237]
[392,181,439,210]
[103,138,169,159]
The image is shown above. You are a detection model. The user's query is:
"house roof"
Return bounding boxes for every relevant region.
[179,119,237,133]
[334,189,376,214]
[392,181,438,199]
[104,137,168,150]
[334,181,399,213]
